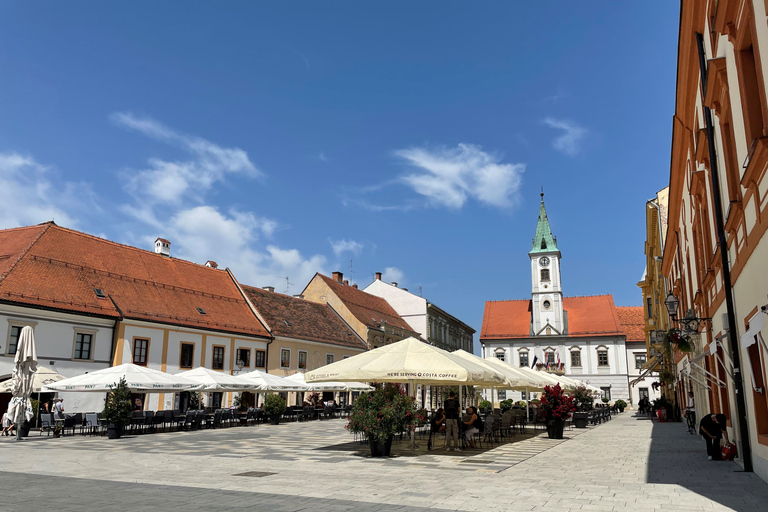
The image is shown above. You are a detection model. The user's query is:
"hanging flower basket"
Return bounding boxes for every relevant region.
[664,329,686,345]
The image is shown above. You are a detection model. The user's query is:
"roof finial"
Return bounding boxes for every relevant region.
[540,186,544,201]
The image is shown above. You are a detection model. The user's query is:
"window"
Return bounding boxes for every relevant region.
[541,269,550,281]
[541,239,547,250]
[543,300,551,309]
[73,333,92,360]
[93,288,106,299]
[601,387,611,401]
[212,346,225,370]
[639,388,649,400]
[280,349,290,369]
[635,353,647,370]
[208,392,222,408]
[236,348,250,368]
[180,343,195,369]
[598,349,609,367]
[298,350,307,370]
[521,391,527,400]
[196,307,206,315]
[343,355,350,359]
[254,350,266,368]
[545,351,555,366]
[7,325,22,355]
[497,390,506,400]
[646,297,653,319]
[326,354,335,365]
[494,349,505,362]
[519,351,529,368]
[570,350,581,367]
[133,338,149,366]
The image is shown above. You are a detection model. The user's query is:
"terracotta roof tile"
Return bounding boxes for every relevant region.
[616,306,645,342]
[241,285,367,349]
[0,223,50,281]
[316,274,414,332]
[481,295,626,339]
[0,224,270,338]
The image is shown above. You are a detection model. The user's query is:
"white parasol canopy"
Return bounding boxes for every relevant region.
[453,350,543,390]
[232,370,309,392]
[8,326,37,438]
[176,367,252,392]
[42,363,203,393]
[305,337,505,386]
[284,372,373,392]
[0,365,65,394]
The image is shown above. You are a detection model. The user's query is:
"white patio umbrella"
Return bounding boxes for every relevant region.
[453,350,541,390]
[42,363,203,393]
[0,365,64,394]
[176,367,251,392]
[233,370,309,392]
[284,372,373,392]
[7,326,37,441]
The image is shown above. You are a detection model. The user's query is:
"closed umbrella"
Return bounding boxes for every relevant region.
[42,363,203,393]
[7,326,37,441]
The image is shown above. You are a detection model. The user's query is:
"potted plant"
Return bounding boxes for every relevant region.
[614,399,627,413]
[346,383,419,457]
[103,377,133,439]
[570,386,594,428]
[263,394,286,425]
[539,384,575,439]
[500,399,515,413]
[478,400,493,413]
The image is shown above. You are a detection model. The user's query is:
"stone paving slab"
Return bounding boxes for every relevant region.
[2,413,768,511]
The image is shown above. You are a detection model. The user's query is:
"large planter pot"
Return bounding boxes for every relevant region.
[270,416,280,425]
[572,412,589,429]
[369,436,393,457]
[19,423,31,437]
[106,424,124,439]
[618,406,625,413]
[546,419,565,439]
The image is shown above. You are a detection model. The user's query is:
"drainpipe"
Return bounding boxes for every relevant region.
[696,32,752,472]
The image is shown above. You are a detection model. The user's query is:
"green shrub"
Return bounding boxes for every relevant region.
[614,399,628,409]
[571,386,594,412]
[478,400,493,411]
[500,399,515,413]
[102,377,133,427]
[346,383,421,442]
[263,394,287,418]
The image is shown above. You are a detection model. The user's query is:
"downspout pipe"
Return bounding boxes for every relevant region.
[696,32,752,472]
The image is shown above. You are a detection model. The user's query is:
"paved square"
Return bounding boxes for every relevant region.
[2,412,768,511]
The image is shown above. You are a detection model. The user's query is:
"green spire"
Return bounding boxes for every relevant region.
[529,192,558,254]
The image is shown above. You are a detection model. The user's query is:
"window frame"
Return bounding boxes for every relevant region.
[236,347,251,368]
[540,268,550,281]
[635,352,647,370]
[179,342,195,369]
[298,350,308,370]
[597,349,609,367]
[601,387,611,401]
[494,348,506,362]
[280,348,291,369]
[5,321,37,356]
[132,337,150,366]
[254,349,266,368]
[519,350,529,368]
[326,353,335,365]
[72,328,98,361]
[211,345,225,370]
[570,349,581,368]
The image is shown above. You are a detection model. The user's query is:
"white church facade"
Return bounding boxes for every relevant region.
[480,194,644,404]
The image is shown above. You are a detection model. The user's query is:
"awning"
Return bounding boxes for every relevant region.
[630,356,661,387]
[740,310,765,350]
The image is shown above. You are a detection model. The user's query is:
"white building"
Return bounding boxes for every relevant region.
[364,273,474,352]
[480,195,642,403]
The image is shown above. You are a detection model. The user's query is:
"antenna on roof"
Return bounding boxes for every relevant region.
[280,276,293,294]
[348,259,355,281]
[417,286,422,297]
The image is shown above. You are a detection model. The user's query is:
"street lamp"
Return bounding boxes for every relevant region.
[665,292,680,320]
[664,292,711,333]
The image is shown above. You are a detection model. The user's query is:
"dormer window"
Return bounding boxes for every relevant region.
[196,307,207,315]
[541,239,547,249]
[93,288,106,299]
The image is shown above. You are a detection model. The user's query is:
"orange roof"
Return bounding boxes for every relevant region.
[0,223,270,338]
[481,294,627,339]
[241,285,367,349]
[616,306,645,342]
[315,273,414,332]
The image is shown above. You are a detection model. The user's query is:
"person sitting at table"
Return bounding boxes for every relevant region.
[463,406,480,449]
[431,408,446,433]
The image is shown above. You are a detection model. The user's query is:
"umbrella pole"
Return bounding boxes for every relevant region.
[409,379,416,450]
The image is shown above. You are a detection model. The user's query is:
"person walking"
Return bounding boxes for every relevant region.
[699,413,728,461]
[444,391,460,452]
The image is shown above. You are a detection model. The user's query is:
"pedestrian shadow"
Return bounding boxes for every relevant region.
[645,416,768,511]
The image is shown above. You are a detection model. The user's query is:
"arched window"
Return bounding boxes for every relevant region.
[541,239,547,249]
[518,348,529,368]
[494,348,506,362]
[570,347,581,367]
[541,269,550,281]
[596,346,609,367]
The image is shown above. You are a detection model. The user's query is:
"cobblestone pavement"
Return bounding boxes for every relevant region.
[2,412,768,511]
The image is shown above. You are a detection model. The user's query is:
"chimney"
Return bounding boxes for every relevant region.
[402,288,408,292]
[293,294,304,299]
[154,238,171,257]
[332,271,343,283]
[205,260,218,269]
[352,284,358,289]
[375,272,382,280]
[391,282,398,288]
[343,279,349,286]
[263,286,275,293]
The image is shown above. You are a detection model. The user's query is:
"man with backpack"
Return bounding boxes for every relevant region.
[444,391,460,452]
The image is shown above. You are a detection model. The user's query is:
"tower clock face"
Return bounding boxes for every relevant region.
[539,257,550,267]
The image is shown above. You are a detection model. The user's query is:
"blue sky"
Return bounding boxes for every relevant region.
[0,2,680,348]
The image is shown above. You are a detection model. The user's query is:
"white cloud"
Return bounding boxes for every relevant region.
[318,152,328,162]
[329,238,363,257]
[383,267,404,285]
[394,143,524,209]
[0,152,90,229]
[112,112,261,205]
[543,117,587,157]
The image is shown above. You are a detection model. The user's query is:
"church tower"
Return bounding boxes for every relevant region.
[529,193,565,336]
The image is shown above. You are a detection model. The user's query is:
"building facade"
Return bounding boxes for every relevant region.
[363,274,475,352]
[480,195,640,403]
[660,0,768,483]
